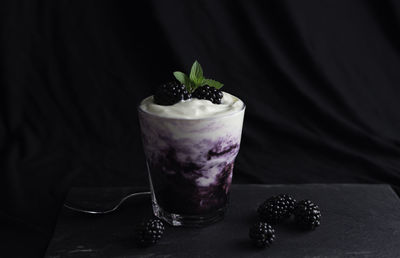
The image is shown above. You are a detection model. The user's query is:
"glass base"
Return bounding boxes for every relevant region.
[152,200,227,227]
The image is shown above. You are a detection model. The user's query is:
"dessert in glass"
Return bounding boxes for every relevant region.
[138,61,245,226]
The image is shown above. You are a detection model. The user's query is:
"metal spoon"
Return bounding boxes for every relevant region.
[63,191,151,215]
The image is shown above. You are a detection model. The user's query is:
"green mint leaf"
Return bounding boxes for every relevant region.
[173,71,187,84]
[190,60,204,85]
[173,61,224,93]
[173,71,193,92]
[201,78,224,89]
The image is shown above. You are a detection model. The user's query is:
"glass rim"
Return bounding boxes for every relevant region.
[137,98,246,121]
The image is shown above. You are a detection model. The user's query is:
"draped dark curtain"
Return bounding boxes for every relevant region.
[1,0,400,256]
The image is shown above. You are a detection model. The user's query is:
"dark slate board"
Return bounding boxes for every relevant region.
[45,184,400,257]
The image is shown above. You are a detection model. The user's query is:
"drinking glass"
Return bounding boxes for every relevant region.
[138,103,245,226]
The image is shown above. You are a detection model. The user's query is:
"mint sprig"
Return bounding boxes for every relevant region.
[173,60,224,93]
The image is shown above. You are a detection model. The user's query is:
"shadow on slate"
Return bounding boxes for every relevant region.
[45,184,400,258]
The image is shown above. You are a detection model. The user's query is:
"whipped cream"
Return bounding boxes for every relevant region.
[139,92,244,119]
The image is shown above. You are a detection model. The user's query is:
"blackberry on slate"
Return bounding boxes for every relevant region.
[294,200,321,230]
[192,85,223,104]
[154,81,191,105]
[257,194,297,224]
[135,218,165,247]
[249,222,276,248]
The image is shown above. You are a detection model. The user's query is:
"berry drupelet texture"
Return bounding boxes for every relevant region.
[154,81,191,105]
[249,222,276,248]
[257,194,297,224]
[135,218,165,247]
[294,200,321,230]
[192,85,223,104]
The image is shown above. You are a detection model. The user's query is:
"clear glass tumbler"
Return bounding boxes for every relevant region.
[138,103,245,226]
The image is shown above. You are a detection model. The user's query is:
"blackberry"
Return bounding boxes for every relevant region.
[135,218,165,247]
[294,200,321,230]
[192,85,223,104]
[257,194,297,224]
[154,81,191,105]
[249,222,276,248]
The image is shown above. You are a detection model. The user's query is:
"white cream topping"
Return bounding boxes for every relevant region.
[139,92,244,119]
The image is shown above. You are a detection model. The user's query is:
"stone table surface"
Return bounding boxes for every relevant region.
[45,184,400,258]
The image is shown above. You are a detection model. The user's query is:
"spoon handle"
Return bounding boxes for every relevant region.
[63,191,151,215]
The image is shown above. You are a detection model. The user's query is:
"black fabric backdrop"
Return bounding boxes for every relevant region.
[1,0,400,257]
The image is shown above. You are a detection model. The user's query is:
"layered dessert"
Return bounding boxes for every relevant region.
[138,61,245,226]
